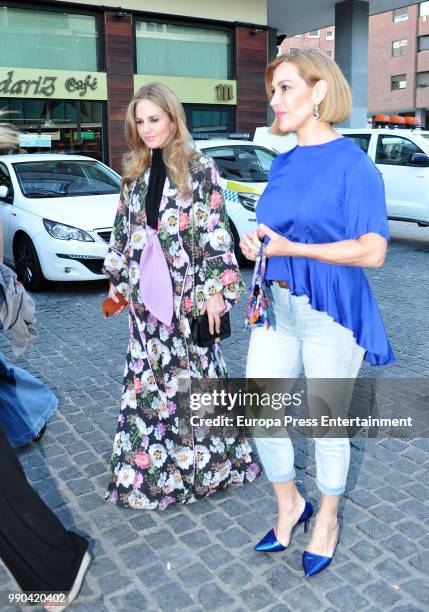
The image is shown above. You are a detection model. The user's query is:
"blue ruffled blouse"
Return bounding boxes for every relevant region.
[256,137,395,366]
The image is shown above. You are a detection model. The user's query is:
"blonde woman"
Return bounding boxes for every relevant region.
[241,50,394,576]
[103,83,260,510]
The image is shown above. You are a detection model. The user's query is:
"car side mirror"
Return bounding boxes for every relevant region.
[410,153,429,167]
[0,185,9,199]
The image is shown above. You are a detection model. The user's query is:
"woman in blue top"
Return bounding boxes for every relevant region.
[240,49,395,577]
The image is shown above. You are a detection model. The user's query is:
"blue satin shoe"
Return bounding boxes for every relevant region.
[302,520,340,577]
[255,500,313,552]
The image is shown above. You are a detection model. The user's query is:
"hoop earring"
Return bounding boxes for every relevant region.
[313,104,320,119]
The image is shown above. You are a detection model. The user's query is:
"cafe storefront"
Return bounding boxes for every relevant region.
[1,1,269,171]
[0,5,107,161]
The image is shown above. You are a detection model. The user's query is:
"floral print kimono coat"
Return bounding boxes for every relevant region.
[103,153,261,510]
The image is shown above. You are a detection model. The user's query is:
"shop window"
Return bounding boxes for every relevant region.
[136,21,232,79]
[392,39,408,57]
[0,7,99,70]
[418,35,429,51]
[391,74,407,90]
[393,7,408,22]
[1,99,105,162]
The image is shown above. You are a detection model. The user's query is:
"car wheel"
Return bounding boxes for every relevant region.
[229,219,251,268]
[14,235,46,291]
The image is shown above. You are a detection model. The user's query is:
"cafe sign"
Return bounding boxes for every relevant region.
[0,67,107,100]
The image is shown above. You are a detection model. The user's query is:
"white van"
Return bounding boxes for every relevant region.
[254,126,429,227]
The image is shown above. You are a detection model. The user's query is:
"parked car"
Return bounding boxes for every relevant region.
[0,154,120,290]
[253,126,429,227]
[195,139,278,263]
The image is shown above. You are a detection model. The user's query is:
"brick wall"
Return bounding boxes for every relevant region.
[104,12,135,174]
[235,27,268,137]
[368,5,418,115]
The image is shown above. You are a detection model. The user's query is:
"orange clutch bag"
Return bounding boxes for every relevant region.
[101,292,128,317]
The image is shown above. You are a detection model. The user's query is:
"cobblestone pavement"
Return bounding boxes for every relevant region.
[0,221,428,611]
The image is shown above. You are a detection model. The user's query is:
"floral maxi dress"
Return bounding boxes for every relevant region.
[103,154,261,510]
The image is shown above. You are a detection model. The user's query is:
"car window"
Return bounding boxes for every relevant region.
[0,163,13,200]
[342,133,371,153]
[375,135,423,166]
[202,145,277,182]
[12,160,121,198]
[0,163,11,187]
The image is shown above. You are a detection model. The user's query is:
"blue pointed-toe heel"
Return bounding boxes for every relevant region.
[302,519,340,577]
[255,500,313,552]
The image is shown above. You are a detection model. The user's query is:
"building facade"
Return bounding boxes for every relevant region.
[280,2,429,129]
[280,28,336,60]
[0,0,270,170]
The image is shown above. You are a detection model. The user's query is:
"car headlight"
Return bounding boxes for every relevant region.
[238,192,259,212]
[43,219,94,242]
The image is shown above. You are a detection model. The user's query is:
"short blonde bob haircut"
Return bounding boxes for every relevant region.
[122,82,198,197]
[266,49,352,134]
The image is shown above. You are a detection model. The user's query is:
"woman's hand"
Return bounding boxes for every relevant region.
[103,283,126,319]
[201,292,226,335]
[258,224,293,257]
[239,230,261,261]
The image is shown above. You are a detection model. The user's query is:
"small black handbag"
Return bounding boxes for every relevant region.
[190,201,231,348]
[191,312,231,348]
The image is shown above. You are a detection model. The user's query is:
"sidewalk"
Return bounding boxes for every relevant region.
[0,221,428,611]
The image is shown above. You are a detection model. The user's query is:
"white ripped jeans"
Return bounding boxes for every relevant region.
[246,283,365,496]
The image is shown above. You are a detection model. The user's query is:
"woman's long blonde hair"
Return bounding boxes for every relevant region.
[122,83,198,196]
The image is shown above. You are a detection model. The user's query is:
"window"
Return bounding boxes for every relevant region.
[289,47,300,52]
[392,39,407,57]
[308,30,320,38]
[327,50,335,59]
[393,7,408,22]
[391,74,407,90]
[293,34,302,37]
[0,7,99,70]
[201,145,277,182]
[0,163,12,189]
[13,160,120,198]
[420,2,429,17]
[343,134,371,153]
[375,135,423,166]
[418,35,429,51]
[0,163,13,202]
[135,21,232,79]
[326,30,334,40]
[417,71,429,87]
[1,99,105,161]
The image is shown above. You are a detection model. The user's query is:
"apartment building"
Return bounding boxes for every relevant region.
[280,2,429,129]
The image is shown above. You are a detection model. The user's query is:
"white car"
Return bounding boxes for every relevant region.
[0,154,120,290]
[254,126,429,227]
[195,139,277,264]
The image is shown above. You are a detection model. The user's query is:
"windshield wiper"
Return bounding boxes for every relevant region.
[24,189,64,198]
[68,190,120,196]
